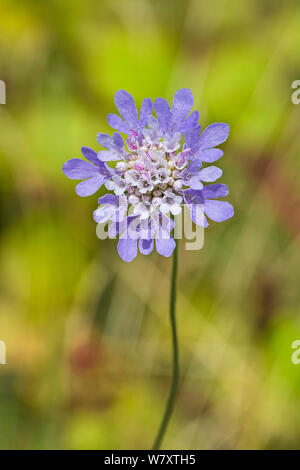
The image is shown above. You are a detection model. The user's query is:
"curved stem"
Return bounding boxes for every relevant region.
[152,243,179,450]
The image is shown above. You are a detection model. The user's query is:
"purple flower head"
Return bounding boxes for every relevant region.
[62,89,234,262]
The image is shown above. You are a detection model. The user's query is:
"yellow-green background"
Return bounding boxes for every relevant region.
[0,0,300,450]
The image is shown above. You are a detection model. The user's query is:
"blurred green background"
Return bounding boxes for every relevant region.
[0,0,300,450]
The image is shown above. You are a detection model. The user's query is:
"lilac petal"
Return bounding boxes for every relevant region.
[96,133,114,149]
[125,216,141,240]
[75,175,104,197]
[190,204,209,227]
[98,194,118,206]
[189,177,203,190]
[202,183,229,199]
[81,145,112,178]
[109,219,126,238]
[204,200,234,222]
[198,123,230,150]
[184,124,201,149]
[139,238,154,256]
[163,132,181,152]
[107,113,130,134]
[109,215,137,238]
[139,98,153,128]
[178,111,199,133]
[127,217,142,240]
[113,132,124,148]
[117,238,138,262]
[93,204,115,223]
[184,189,204,205]
[172,88,194,122]
[196,148,223,163]
[138,219,152,240]
[148,115,160,129]
[62,159,99,179]
[81,146,99,165]
[97,133,124,155]
[157,213,175,235]
[99,162,113,179]
[198,166,222,182]
[114,90,138,128]
[98,150,121,162]
[156,237,176,257]
[180,158,202,179]
[154,98,171,133]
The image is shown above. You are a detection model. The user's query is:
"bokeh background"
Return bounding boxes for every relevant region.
[0,0,300,450]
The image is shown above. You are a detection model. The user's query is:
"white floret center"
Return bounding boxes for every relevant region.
[111,132,189,215]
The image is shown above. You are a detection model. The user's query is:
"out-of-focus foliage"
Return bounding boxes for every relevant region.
[0,0,300,450]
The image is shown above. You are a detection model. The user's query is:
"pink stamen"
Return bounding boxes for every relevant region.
[177,152,185,166]
[126,135,138,151]
[134,163,144,171]
[146,151,153,161]
[129,129,138,136]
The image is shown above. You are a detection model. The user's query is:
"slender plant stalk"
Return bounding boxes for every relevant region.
[152,242,179,450]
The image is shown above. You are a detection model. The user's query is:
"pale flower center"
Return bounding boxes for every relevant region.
[113,131,189,213]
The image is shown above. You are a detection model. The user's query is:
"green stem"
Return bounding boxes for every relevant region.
[152,243,179,450]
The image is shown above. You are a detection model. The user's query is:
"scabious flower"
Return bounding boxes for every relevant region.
[63,89,234,262]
